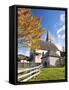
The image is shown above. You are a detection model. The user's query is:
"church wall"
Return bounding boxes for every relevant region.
[56,51,60,56]
[35,49,47,63]
[49,57,60,66]
[35,54,42,63]
[36,49,47,54]
[35,49,60,66]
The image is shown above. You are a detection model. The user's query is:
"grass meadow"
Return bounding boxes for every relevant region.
[29,67,65,81]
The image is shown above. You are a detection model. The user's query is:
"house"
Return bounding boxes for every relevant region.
[35,31,61,67]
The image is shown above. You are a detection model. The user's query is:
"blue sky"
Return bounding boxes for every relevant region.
[18,9,65,56]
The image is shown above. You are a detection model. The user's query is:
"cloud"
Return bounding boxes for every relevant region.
[52,34,65,51]
[60,14,65,23]
[57,25,65,34]
[61,34,65,39]
[56,13,65,40]
[52,36,64,51]
[52,36,62,51]
[56,44,62,51]
[57,34,61,38]
[57,34,65,39]
[52,14,65,51]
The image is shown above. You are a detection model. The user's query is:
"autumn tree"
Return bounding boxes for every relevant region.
[18,8,45,50]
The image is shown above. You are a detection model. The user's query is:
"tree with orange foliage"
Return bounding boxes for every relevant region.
[18,8,45,50]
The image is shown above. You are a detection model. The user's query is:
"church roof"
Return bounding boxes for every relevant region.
[37,31,59,51]
[37,40,59,51]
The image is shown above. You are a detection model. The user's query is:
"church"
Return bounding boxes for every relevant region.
[34,31,61,67]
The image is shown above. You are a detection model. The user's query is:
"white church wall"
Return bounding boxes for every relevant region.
[35,50,47,63]
[49,57,60,66]
[56,51,60,56]
[36,49,47,54]
[35,54,42,63]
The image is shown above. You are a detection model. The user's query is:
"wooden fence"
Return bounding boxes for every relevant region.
[18,64,42,82]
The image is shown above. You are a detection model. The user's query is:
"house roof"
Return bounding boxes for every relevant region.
[18,54,29,60]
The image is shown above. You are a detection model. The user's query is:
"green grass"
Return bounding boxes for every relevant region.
[29,67,65,81]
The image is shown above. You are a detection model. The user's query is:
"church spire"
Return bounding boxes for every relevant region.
[46,31,51,42]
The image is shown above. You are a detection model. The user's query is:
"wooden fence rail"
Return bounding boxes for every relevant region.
[18,64,42,82]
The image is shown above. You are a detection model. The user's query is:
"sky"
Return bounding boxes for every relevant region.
[18,8,65,56]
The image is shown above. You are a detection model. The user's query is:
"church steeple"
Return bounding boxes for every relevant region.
[46,31,51,42]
